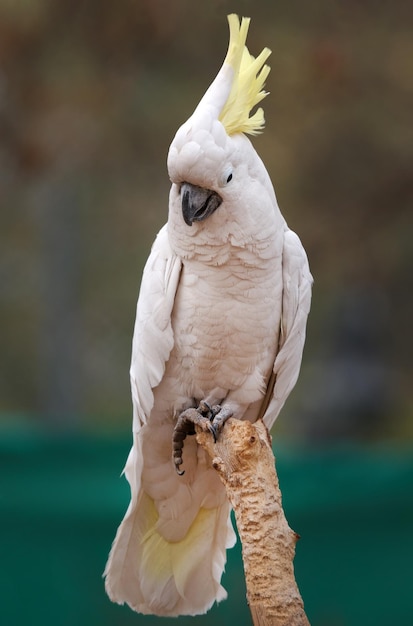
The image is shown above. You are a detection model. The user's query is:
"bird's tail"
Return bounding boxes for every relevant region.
[104,429,236,616]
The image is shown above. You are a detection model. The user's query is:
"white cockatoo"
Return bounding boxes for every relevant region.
[104,14,312,617]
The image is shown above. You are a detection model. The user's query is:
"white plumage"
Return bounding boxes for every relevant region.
[104,15,312,617]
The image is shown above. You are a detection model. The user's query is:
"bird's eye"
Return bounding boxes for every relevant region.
[219,168,233,187]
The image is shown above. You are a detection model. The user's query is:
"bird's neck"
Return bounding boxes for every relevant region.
[168,205,284,269]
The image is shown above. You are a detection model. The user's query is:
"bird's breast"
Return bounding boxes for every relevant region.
[168,259,282,399]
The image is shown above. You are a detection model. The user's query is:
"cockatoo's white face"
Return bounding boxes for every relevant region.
[167,115,278,261]
[168,115,241,216]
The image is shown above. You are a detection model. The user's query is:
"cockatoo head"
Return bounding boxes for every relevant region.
[167,15,280,261]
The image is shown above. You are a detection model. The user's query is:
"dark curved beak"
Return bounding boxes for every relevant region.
[181,182,222,226]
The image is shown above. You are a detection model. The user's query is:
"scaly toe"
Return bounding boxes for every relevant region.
[198,400,213,419]
[210,406,233,437]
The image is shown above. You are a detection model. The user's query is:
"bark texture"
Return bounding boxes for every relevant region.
[196,418,310,626]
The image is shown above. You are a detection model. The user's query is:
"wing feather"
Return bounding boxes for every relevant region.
[129,225,182,430]
[261,228,313,428]
[105,225,182,605]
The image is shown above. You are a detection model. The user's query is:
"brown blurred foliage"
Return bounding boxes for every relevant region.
[0,0,412,440]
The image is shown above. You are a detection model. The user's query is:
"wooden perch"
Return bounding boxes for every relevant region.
[196,418,310,626]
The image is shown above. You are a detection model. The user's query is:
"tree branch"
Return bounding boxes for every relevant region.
[196,418,310,626]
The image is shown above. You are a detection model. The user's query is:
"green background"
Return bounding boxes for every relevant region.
[2,430,412,626]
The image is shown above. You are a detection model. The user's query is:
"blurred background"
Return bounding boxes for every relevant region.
[1,0,412,624]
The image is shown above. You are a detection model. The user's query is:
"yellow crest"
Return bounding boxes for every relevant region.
[219,15,271,136]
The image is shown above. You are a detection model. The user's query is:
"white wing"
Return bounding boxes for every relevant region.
[129,224,182,431]
[104,225,182,601]
[261,228,313,429]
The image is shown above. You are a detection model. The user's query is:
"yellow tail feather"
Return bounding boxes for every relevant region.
[135,492,231,615]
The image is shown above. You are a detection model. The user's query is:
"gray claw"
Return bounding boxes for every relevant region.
[208,422,218,442]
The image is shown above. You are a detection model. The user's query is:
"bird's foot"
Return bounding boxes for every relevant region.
[173,401,215,475]
[173,401,233,475]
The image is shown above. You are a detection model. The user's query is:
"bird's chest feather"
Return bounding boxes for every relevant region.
[169,258,282,394]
